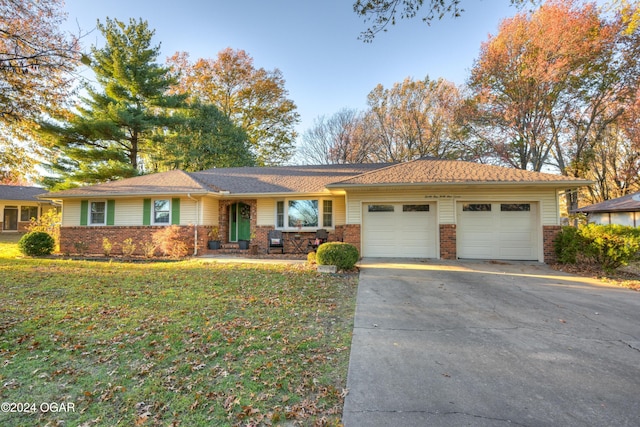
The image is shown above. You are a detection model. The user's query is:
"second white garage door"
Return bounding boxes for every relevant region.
[457,202,538,260]
[362,203,437,258]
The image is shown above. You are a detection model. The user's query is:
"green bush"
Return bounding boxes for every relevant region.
[555,224,640,271]
[554,226,583,264]
[315,242,359,270]
[18,231,55,256]
[579,224,640,271]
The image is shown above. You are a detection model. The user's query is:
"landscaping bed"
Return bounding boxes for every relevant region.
[0,255,357,426]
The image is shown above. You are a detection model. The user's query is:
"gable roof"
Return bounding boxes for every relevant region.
[327,158,590,188]
[43,164,391,198]
[41,159,590,199]
[574,192,640,213]
[0,185,47,202]
[43,170,212,198]
[190,163,390,194]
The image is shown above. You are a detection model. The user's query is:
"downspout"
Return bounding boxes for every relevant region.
[187,193,199,256]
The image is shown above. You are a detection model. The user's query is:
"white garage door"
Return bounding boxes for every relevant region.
[457,202,538,260]
[362,203,437,258]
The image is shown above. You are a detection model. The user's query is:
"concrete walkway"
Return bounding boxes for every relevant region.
[343,258,640,426]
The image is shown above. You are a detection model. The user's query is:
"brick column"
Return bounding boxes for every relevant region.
[342,224,361,256]
[439,224,457,260]
[543,225,562,264]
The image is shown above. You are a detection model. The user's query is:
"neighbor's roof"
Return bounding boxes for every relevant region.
[574,192,640,213]
[0,185,48,202]
[327,158,591,187]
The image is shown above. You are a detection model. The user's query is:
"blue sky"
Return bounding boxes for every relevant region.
[61,0,517,138]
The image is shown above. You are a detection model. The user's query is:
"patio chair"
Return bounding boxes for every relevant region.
[307,229,329,251]
[267,229,284,254]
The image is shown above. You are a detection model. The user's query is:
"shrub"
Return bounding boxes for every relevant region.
[18,231,55,256]
[153,225,190,258]
[27,209,61,249]
[579,224,640,271]
[315,242,359,270]
[554,226,583,264]
[142,242,157,258]
[307,251,317,265]
[102,237,113,257]
[555,224,640,271]
[121,238,136,258]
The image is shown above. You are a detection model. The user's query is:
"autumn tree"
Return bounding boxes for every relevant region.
[39,18,185,189]
[468,0,640,209]
[168,49,299,166]
[296,108,373,164]
[0,0,81,181]
[364,76,464,162]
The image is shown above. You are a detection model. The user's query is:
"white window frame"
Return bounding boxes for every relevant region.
[152,199,171,225]
[275,198,334,231]
[89,201,107,226]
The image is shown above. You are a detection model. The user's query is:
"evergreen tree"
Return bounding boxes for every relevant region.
[148,102,256,172]
[40,18,185,188]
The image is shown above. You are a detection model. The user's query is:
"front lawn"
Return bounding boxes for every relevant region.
[0,257,357,426]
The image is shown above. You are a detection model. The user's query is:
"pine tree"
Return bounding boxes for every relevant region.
[40,18,185,188]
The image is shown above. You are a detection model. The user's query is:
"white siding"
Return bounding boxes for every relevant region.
[257,198,275,226]
[345,187,560,226]
[113,199,142,226]
[333,197,346,226]
[179,198,198,225]
[62,200,81,226]
[201,197,219,225]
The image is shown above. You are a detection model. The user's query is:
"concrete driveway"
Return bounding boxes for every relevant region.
[342,259,640,427]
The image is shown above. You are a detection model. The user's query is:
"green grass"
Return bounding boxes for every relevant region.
[0,253,357,426]
[0,233,22,259]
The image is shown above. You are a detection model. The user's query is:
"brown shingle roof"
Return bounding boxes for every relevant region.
[44,170,212,198]
[327,158,590,187]
[43,164,392,198]
[190,164,390,194]
[41,160,590,199]
[574,192,640,213]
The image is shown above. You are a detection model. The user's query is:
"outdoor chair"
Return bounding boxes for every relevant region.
[267,229,284,254]
[307,229,329,251]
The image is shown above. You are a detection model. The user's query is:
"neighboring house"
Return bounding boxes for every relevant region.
[0,185,56,232]
[573,191,640,227]
[40,158,590,263]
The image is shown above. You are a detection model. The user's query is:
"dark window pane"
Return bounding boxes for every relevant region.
[463,203,491,212]
[501,203,531,212]
[403,204,429,212]
[368,205,394,212]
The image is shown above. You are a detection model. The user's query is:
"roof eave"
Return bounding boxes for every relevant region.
[38,190,214,200]
[326,180,592,189]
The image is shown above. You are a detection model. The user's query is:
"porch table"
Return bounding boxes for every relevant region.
[287,233,308,254]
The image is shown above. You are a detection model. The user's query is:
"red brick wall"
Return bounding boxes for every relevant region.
[341,224,361,255]
[59,225,208,256]
[543,225,562,264]
[439,224,457,260]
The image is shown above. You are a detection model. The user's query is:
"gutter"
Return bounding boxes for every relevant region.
[326,180,594,190]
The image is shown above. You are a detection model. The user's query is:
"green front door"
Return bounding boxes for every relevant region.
[229,202,251,242]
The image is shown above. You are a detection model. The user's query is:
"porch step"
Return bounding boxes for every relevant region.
[221,243,240,250]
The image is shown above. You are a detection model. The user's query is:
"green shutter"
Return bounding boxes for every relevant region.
[80,200,88,226]
[107,200,115,226]
[143,199,151,225]
[171,198,180,225]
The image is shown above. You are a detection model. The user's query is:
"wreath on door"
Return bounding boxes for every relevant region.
[240,204,251,220]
